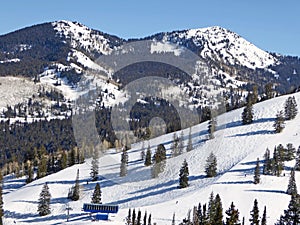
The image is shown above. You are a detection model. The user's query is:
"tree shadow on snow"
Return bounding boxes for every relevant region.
[246,189,286,194]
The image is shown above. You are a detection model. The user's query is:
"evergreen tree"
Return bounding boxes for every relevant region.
[0,172,3,225]
[126,208,132,225]
[144,145,152,166]
[273,146,284,176]
[69,147,76,166]
[141,142,145,161]
[254,158,260,184]
[132,208,136,225]
[186,127,193,152]
[178,131,185,155]
[264,83,273,100]
[208,192,216,224]
[91,183,102,204]
[208,115,217,139]
[61,150,68,170]
[37,183,51,216]
[242,93,254,125]
[171,133,179,157]
[172,212,176,225]
[263,148,272,175]
[277,194,300,224]
[144,211,147,225]
[69,169,80,201]
[152,144,167,178]
[148,214,151,225]
[295,146,300,171]
[261,206,267,225]
[179,159,189,188]
[214,194,223,225]
[137,210,142,225]
[274,110,285,133]
[225,202,240,225]
[205,152,217,177]
[37,155,47,179]
[285,96,298,120]
[26,160,34,184]
[120,147,128,177]
[285,143,296,161]
[249,199,259,225]
[287,169,298,196]
[90,147,99,181]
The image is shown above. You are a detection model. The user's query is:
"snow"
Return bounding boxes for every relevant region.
[0,77,42,112]
[150,41,183,56]
[172,26,278,69]
[0,58,20,64]
[3,91,300,224]
[52,20,113,55]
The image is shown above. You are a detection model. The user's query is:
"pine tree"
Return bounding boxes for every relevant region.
[26,160,34,184]
[249,199,259,225]
[70,169,80,201]
[37,155,48,179]
[0,172,3,225]
[242,93,254,125]
[264,83,273,100]
[208,115,217,139]
[205,152,217,177]
[208,192,216,224]
[287,169,298,196]
[90,147,99,181]
[172,212,176,225]
[285,96,298,120]
[274,110,285,133]
[186,127,193,152]
[261,206,267,225]
[214,194,223,225]
[273,146,284,176]
[225,202,240,225]
[171,133,179,157]
[148,214,151,225]
[263,148,272,175]
[91,183,102,204]
[285,143,296,161]
[145,145,152,166]
[126,208,132,225]
[120,147,128,177]
[179,159,189,188]
[132,208,136,225]
[137,210,142,225]
[144,211,147,225]
[152,144,167,178]
[37,183,51,216]
[277,194,300,224]
[141,142,145,161]
[254,158,260,184]
[178,131,185,155]
[295,146,300,171]
[61,150,68,170]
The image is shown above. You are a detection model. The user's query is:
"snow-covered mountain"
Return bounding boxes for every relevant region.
[150,26,278,69]
[3,90,300,225]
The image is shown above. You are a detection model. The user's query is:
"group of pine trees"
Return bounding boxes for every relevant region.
[274,96,298,133]
[179,193,267,225]
[262,143,299,177]
[119,128,194,179]
[37,171,103,217]
[125,208,152,225]
[179,153,218,189]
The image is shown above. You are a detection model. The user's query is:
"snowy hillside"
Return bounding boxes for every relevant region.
[155,26,278,69]
[3,92,300,224]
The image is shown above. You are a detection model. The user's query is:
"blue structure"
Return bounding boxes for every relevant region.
[83,203,119,221]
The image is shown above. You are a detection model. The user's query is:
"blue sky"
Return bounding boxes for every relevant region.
[0,0,299,56]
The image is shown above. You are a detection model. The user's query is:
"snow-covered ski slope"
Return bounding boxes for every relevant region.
[4,92,300,225]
